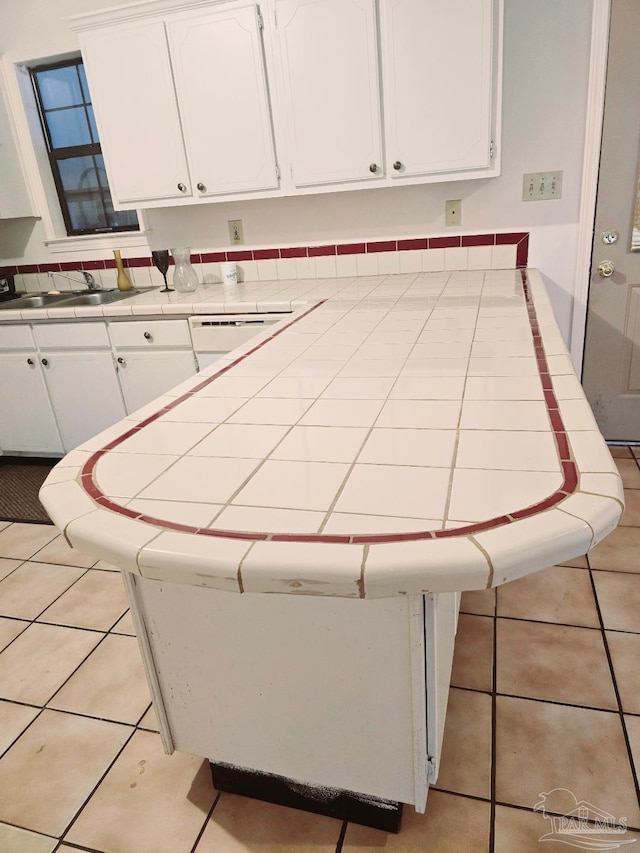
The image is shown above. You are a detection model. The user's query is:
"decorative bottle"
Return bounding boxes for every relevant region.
[171,247,199,293]
[113,250,134,291]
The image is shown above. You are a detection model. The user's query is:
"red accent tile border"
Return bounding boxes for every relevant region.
[78,265,578,549]
[7,231,529,276]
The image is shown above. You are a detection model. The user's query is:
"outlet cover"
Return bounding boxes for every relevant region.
[445,199,461,227]
[228,219,244,244]
[522,171,563,201]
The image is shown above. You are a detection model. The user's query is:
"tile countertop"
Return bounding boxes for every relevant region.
[38,268,623,598]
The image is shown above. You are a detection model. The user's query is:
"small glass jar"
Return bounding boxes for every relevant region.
[171,247,198,293]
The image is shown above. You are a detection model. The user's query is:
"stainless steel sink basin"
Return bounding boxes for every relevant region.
[60,289,140,307]
[0,293,77,310]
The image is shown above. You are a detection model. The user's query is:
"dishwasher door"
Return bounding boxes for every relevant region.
[189,313,291,369]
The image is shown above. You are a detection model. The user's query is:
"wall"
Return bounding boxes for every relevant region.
[0,0,593,345]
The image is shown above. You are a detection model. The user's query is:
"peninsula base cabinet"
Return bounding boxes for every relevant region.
[126,574,460,817]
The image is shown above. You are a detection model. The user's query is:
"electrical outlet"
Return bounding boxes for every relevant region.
[445,199,461,227]
[522,171,563,201]
[228,219,244,245]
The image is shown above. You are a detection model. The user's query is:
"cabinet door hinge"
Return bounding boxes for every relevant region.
[427,755,437,783]
[275,164,281,180]
[273,8,278,28]
[257,7,264,30]
[193,352,200,372]
[490,139,495,159]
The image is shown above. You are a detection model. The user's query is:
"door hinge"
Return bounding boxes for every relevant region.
[257,7,264,29]
[490,139,495,159]
[273,8,278,28]
[193,352,200,372]
[426,755,437,783]
[275,164,281,180]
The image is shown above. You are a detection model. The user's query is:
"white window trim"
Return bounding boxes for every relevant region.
[1,52,151,252]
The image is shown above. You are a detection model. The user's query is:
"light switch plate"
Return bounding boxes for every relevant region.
[228,219,244,245]
[522,171,563,201]
[445,199,461,227]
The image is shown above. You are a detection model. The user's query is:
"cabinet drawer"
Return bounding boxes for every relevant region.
[0,324,35,351]
[109,319,191,348]
[33,321,110,349]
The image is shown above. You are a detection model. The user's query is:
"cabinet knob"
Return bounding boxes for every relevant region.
[41,358,49,367]
[143,331,153,341]
[177,183,187,193]
[393,161,403,171]
[369,163,378,173]
[27,357,34,366]
[197,182,206,192]
[117,357,126,366]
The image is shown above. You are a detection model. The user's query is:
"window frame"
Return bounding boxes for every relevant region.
[29,56,139,238]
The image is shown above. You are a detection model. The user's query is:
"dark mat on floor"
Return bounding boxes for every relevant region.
[0,458,57,524]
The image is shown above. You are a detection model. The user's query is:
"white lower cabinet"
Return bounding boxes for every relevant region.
[39,351,126,452]
[116,350,197,413]
[0,351,63,455]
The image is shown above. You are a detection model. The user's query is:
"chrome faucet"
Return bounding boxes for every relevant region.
[47,270,100,290]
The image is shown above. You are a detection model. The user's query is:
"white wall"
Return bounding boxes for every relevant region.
[0,0,593,344]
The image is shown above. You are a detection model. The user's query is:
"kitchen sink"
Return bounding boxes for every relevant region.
[60,289,142,307]
[0,287,154,311]
[0,293,78,310]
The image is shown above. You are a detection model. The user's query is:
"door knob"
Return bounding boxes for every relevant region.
[597,260,615,278]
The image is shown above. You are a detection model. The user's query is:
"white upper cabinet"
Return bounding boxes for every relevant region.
[80,19,190,204]
[168,4,278,195]
[380,0,494,178]
[0,78,35,218]
[275,0,383,187]
[75,1,278,206]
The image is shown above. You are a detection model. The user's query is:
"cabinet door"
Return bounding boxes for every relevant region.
[276,0,382,187]
[0,354,63,454]
[42,351,126,452]
[117,350,197,413]
[167,3,278,195]
[0,82,34,218]
[79,19,192,205]
[381,0,494,178]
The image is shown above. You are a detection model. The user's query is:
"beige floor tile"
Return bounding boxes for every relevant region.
[633,447,640,460]
[0,700,39,756]
[30,534,97,569]
[0,557,22,581]
[0,521,10,532]
[0,616,28,651]
[450,614,493,692]
[0,709,131,836]
[496,619,616,709]
[495,803,640,852]
[460,587,495,616]
[66,729,215,853]
[49,634,151,724]
[112,609,135,636]
[342,790,491,852]
[0,523,58,560]
[606,631,640,714]
[588,526,640,573]
[497,564,599,627]
[434,688,492,799]
[626,714,640,782]
[616,458,640,489]
[0,622,101,705]
[138,704,158,731]
[593,571,640,632]
[0,562,86,620]
[558,555,589,568]
[93,559,121,571]
[610,446,633,458]
[0,823,57,853]
[495,696,640,826]
[620,488,640,526]
[195,793,343,852]
[38,569,128,631]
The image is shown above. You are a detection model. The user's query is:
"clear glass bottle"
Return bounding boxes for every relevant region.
[171,247,198,293]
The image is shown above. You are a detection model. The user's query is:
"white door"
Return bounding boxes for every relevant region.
[275,0,383,187]
[117,350,197,413]
[380,0,494,178]
[42,351,126,451]
[581,0,640,441]
[0,354,63,454]
[168,3,278,196]
[80,18,192,205]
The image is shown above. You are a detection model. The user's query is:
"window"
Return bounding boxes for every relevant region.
[30,57,138,237]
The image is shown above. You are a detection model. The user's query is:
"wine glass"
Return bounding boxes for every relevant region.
[151,250,173,292]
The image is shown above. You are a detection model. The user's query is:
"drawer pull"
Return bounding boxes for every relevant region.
[143,331,153,341]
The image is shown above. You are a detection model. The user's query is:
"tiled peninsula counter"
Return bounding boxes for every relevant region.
[39,268,623,831]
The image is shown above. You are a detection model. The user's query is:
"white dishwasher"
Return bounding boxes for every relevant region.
[188,313,291,370]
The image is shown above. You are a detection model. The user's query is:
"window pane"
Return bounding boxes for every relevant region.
[103,195,138,230]
[47,107,91,148]
[67,194,106,231]
[58,155,101,191]
[78,64,91,103]
[36,66,83,110]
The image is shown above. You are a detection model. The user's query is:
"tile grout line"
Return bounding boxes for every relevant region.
[489,584,498,853]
